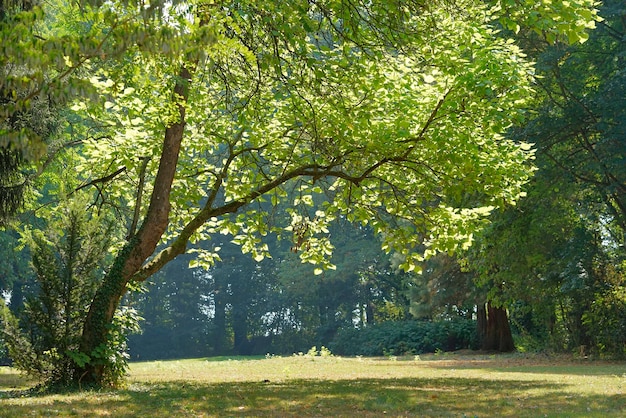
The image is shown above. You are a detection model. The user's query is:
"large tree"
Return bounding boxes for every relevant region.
[4,0,599,385]
[468,0,626,355]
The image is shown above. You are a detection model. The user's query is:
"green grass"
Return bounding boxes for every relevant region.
[1,352,625,417]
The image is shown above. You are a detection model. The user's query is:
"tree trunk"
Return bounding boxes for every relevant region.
[77,66,192,384]
[9,278,24,312]
[232,304,249,355]
[480,302,515,352]
[365,301,375,325]
[212,282,228,356]
[476,303,487,347]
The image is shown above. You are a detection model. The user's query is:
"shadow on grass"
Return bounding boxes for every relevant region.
[417,356,626,377]
[483,364,626,377]
[130,355,268,364]
[1,376,624,417]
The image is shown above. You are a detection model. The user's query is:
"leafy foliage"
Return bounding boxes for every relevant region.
[491,0,599,44]
[71,1,544,277]
[330,319,478,356]
[582,283,626,358]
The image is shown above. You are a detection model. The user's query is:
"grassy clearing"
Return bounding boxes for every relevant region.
[1,352,625,417]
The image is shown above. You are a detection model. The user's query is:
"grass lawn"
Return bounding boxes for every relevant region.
[1,352,625,417]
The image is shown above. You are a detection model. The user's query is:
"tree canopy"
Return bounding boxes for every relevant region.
[77,1,543,273]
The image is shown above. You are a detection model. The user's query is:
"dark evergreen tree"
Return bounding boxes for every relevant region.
[0,199,118,385]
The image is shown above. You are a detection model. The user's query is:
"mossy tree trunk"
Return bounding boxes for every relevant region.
[77,66,192,384]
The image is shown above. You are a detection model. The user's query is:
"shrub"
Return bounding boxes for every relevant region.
[330,319,478,356]
[0,200,135,388]
[582,287,626,358]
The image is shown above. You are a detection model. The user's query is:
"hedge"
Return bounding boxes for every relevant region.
[329,319,479,356]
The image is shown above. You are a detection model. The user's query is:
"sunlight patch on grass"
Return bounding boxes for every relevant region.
[0,367,34,392]
[1,354,625,417]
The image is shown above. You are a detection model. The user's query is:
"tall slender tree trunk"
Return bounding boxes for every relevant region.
[212,286,227,355]
[365,301,375,325]
[232,304,250,355]
[77,66,192,384]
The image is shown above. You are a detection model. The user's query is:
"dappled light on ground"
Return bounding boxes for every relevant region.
[1,354,624,417]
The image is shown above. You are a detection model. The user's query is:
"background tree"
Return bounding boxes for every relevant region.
[467,0,626,356]
[128,216,412,358]
[525,0,626,356]
[469,157,624,354]
[408,251,516,352]
[0,230,31,312]
[524,0,626,236]
[271,219,411,352]
[0,229,31,364]
[126,253,212,360]
[208,238,277,355]
[409,253,478,320]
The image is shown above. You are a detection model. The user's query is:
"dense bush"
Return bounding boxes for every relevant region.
[582,287,626,358]
[330,319,479,356]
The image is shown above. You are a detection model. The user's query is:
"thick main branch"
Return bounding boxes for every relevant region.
[79,65,193,374]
